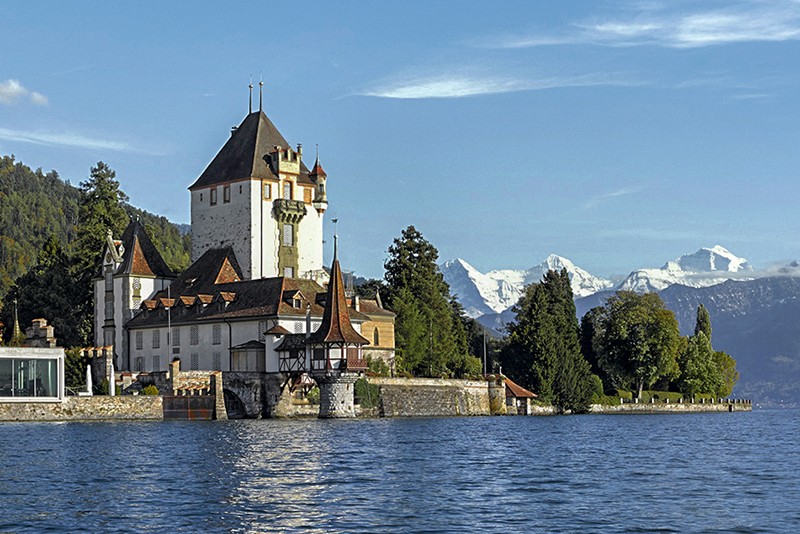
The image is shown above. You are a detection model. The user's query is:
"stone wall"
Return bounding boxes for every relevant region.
[590,401,752,414]
[369,377,491,417]
[0,396,163,422]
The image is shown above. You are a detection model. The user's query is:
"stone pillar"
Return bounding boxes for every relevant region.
[210,372,228,420]
[315,372,358,418]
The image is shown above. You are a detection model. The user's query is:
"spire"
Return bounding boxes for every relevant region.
[248,79,253,114]
[307,237,368,345]
[259,78,264,112]
[310,146,327,178]
[12,299,23,344]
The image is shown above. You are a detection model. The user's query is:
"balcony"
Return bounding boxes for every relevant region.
[273,199,307,223]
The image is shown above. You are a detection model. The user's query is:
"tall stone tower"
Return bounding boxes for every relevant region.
[189,109,328,281]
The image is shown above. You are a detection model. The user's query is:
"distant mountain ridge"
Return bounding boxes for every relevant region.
[444,245,757,320]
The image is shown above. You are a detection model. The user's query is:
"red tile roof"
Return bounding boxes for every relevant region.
[505,378,537,398]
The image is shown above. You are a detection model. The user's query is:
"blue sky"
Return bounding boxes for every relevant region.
[2,0,800,279]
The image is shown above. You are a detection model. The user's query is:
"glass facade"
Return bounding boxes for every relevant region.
[0,354,61,400]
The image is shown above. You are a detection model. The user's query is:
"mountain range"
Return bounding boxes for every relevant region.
[442,246,800,403]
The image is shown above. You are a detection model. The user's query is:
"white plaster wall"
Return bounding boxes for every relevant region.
[93,279,104,347]
[251,180,280,279]
[298,204,324,277]
[191,183,254,278]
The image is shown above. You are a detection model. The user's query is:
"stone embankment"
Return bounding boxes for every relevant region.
[368,377,503,417]
[0,396,163,422]
[590,399,752,414]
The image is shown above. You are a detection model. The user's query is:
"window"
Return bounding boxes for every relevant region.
[190,325,199,345]
[152,355,161,372]
[239,184,242,194]
[283,181,292,199]
[152,330,160,349]
[258,321,267,342]
[212,352,222,370]
[190,353,199,370]
[135,357,144,372]
[223,185,230,203]
[282,224,294,246]
[105,301,113,320]
[304,187,312,204]
[172,328,180,346]
[132,278,141,298]
[212,324,222,345]
[373,328,380,347]
[105,270,113,291]
[263,183,271,200]
[210,187,217,206]
[135,331,143,350]
[284,267,294,278]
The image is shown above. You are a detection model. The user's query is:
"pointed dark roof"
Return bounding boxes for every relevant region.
[151,247,242,297]
[115,219,175,278]
[309,156,327,178]
[189,111,311,190]
[308,246,369,345]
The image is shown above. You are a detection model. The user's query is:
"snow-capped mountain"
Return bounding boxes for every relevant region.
[441,255,612,318]
[615,246,753,292]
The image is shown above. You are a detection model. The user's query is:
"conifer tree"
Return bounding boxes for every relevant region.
[74,161,129,277]
[694,303,712,340]
[677,331,723,397]
[383,226,476,377]
[503,269,594,412]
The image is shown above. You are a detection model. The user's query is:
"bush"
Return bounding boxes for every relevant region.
[354,378,380,408]
[591,393,623,405]
[611,389,633,400]
[589,374,604,397]
[641,390,684,403]
[141,384,159,396]
[366,356,391,377]
[306,386,320,405]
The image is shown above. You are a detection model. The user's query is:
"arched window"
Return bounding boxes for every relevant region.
[283,181,292,199]
[373,327,380,347]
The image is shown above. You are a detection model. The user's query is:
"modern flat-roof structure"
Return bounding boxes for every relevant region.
[0,347,65,402]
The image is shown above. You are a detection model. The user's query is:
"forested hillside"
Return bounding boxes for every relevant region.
[0,155,190,302]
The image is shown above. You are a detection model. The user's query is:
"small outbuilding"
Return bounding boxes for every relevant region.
[505,378,537,415]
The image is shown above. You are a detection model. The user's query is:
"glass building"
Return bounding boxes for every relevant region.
[0,348,65,402]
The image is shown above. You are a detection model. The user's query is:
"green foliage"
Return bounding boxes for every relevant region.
[383,226,471,378]
[141,384,159,396]
[677,331,723,397]
[640,390,685,403]
[593,291,681,399]
[354,377,381,408]
[65,347,88,390]
[366,355,391,377]
[713,350,739,397]
[306,386,320,405]
[96,378,109,396]
[614,389,633,400]
[354,278,385,300]
[694,303,712,341]
[0,156,190,347]
[3,236,91,347]
[0,156,81,301]
[501,269,595,413]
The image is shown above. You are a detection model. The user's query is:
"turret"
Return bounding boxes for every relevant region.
[309,154,328,211]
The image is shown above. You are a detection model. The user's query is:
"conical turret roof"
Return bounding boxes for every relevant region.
[308,242,368,345]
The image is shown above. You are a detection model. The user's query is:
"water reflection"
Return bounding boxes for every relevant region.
[0,411,798,532]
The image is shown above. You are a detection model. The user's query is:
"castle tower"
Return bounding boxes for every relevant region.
[189,109,327,281]
[94,219,174,370]
[308,237,369,418]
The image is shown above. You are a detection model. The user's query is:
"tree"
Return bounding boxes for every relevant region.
[74,161,129,277]
[713,350,739,397]
[595,291,681,399]
[3,236,89,347]
[383,226,472,377]
[695,303,712,340]
[677,331,723,397]
[502,269,594,412]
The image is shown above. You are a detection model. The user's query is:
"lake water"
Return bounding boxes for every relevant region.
[0,409,797,533]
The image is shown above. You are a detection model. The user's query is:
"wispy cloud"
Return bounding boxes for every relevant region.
[0,127,149,153]
[484,1,800,49]
[0,79,48,106]
[584,187,643,209]
[359,72,642,99]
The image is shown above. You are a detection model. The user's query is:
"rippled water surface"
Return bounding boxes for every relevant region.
[1,409,798,533]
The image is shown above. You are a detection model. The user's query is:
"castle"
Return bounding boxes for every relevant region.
[92,97,394,416]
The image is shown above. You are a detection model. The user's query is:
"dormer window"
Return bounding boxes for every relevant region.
[293,297,301,309]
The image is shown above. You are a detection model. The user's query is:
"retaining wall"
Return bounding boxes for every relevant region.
[589,401,752,414]
[369,377,491,417]
[0,396,163,422]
